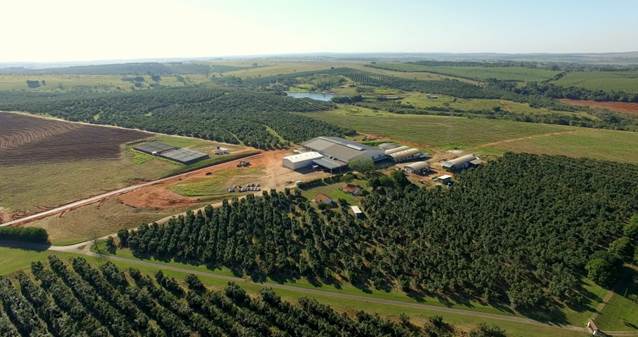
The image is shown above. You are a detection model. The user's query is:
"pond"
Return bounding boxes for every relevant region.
[286,91,335,102]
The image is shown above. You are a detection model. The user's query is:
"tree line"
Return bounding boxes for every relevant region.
[0,227,49,244]
[0,87,352,149]
[120,153,638,313]
[496,80,638,103]
[0,256,495,337]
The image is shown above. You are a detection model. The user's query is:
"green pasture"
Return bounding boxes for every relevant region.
[552,70,638,93]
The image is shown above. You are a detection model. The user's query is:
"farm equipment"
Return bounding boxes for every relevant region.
[237,160,251,167]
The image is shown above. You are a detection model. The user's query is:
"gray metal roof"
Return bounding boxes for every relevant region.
[313,157,347,170]
[133,141,176,154]
[160,148,209,164]
[302,137,386,163]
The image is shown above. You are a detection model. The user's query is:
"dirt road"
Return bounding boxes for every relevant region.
[49,243,588,334]
[0,152,261,227]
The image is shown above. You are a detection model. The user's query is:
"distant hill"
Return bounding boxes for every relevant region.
[0,62,244,75]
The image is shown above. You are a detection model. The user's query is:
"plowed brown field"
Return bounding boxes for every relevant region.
[0,112,149,165]
[561,99,638,116]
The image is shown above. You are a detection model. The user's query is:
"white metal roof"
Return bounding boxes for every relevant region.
[283,151,323,163]
[405,161,430,170]
[390,148,420,159]
[384,145,410,154]
[442,154,477,167]
[350,205,362,214]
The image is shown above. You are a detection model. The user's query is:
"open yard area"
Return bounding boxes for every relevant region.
[22,150,326,244]
[306,106,638,164]
[0,112,251,222]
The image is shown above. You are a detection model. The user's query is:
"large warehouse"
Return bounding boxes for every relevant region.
[283,137,387,171]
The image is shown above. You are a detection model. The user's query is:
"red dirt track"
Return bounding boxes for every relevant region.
[0,112,149,165]
[561,99,638,116]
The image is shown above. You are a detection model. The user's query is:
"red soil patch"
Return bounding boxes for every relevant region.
[116,150,318,210]
[118,187,197,209]
[561,99,638,116]
[0,112,149,165]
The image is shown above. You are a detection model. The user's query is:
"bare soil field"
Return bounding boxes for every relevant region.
[0,112,149,165]
[561,99,638,116]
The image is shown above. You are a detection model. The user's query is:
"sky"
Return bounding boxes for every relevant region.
[1,0,637,63]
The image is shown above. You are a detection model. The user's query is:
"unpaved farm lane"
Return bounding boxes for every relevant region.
[0,152,261,227]
[51,244,588,335]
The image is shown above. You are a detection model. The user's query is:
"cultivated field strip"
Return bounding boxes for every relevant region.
[0,113,79,150]
[0,256,426,337]
[0,112,149,165]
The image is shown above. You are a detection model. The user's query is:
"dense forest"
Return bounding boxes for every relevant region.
[0,87,351,149]
[0,256,489,337]
[122,153,638,312]
[498,80,638,103]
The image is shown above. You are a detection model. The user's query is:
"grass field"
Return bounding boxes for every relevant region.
[370,63,561,82]
[306,106,638,164]
[484,128,638,164]
[0,246,599,337]
[223,62,339,78]
[595,265,638,331]
[353,63,474,82]
[300,179,368,205]
[552,70,638,93]
[27,197,199,245]
[0,116,249,221]
[306,106,568,150]
[170,166,264,200]
[0,74,210,91]
[0,143,177,218]
[402,92,596,118]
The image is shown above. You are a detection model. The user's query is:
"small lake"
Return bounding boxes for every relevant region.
[286,91,335,102]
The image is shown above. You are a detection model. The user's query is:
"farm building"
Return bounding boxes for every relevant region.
[282,151,324,170]
[283,137,387,172]
[159,148,209,164]
[214,146,229,155]
[389,148,428,163]
[384,145,410,155]
[133,141,176,155]
[442,154,481,171]
[314,193,334,206]
[133,141,209,164]
[435,175,453,185]
[350,205,363,218]
[341,183,363,196]
[404,161,431,176]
